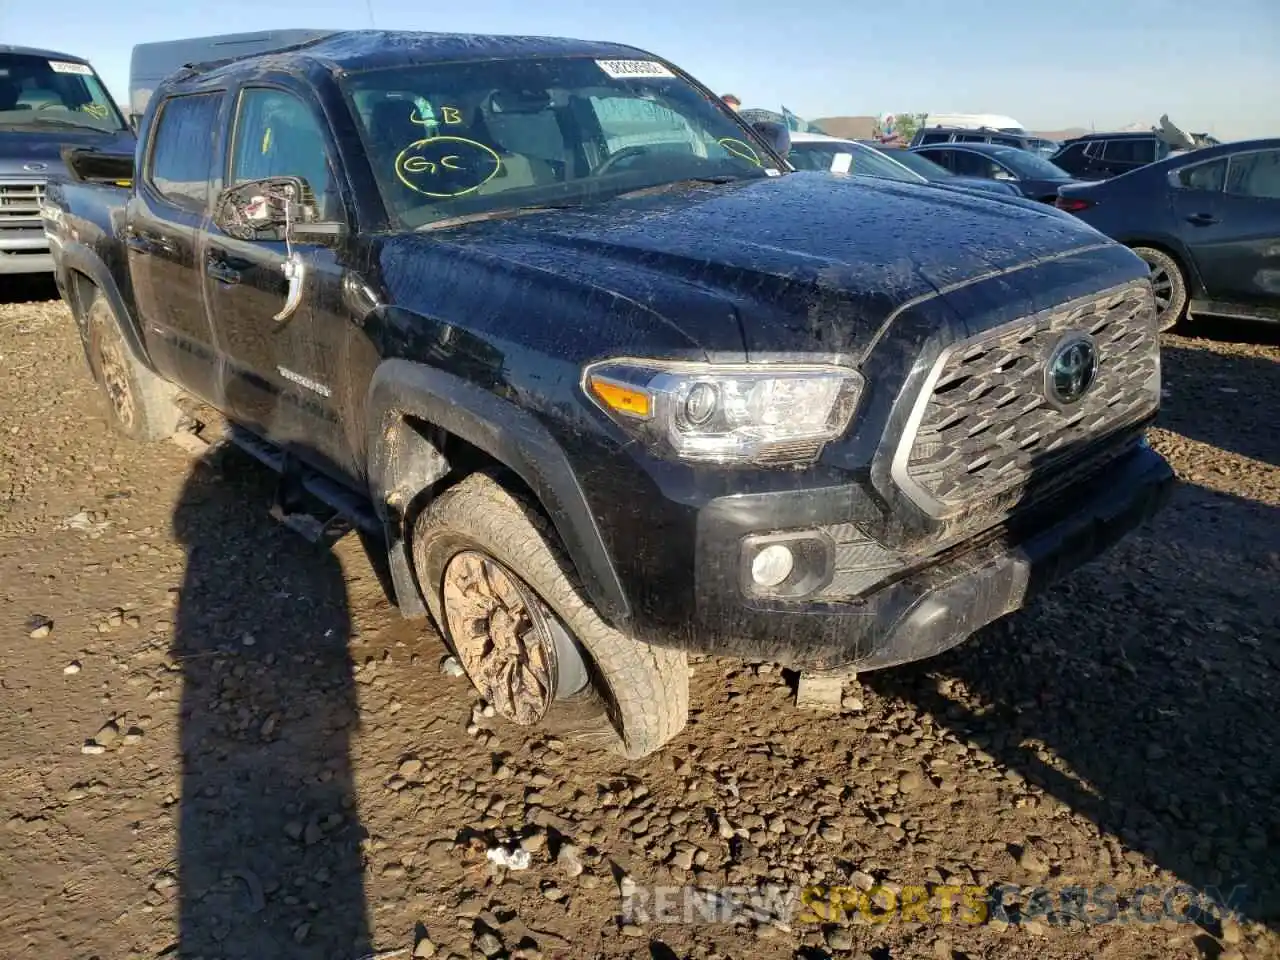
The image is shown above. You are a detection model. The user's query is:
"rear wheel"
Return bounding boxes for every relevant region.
[1130,246,1188,331]
[83,288,181,441]
[412,471,688,759]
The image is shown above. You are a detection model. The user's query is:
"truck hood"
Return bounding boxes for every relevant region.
[390,172,1115,359]
[0,127,135,177]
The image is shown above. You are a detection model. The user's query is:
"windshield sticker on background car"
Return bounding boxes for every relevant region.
[395,135,502,198]
[717,138,762,166]
[49,61,93,76]
[78,103,110,119]
[595,60,675,80]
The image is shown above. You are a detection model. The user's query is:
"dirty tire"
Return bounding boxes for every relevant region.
[413,471,688,759]
[1130,246,1188,331]
[83,289,181,442]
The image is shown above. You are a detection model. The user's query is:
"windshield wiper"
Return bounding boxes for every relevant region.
[614,175,744,200]
[22,115,115,133]
[418,202,583,231]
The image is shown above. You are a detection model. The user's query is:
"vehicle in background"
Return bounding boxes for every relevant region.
[864,141,1021,197]
[911,141,1082,203]
[787,132,1021,199]
[129,29,336,124]
[910,125,1059,158]
[45,29,1172,759]
[1056,138,1280,329]
[922,112,1027,133]
[1051,131,1176,181]
[0,44,134,276]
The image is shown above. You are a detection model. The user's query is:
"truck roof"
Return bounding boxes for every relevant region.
[177,29,655,82]
[0,44,92,64]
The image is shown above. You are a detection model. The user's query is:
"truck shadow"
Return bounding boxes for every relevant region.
[0,275,61,304]
[169,444,372,958]
[864,471,1280,934]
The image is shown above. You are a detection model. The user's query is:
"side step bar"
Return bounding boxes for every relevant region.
[226,424,382,543]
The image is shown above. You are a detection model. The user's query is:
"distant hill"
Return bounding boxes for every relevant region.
[811,116,879,140]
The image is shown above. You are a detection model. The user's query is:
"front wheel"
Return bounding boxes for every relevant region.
[412,471,688,759]
[1130,246,1188,331]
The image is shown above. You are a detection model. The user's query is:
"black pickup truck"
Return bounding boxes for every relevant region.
[45,30,1174,758]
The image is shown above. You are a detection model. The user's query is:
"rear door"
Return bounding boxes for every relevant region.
[125,90,226,402]
[1172,149,1280,309]
[201,81,358,481]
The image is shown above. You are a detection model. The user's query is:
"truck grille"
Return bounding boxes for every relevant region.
[0,181,46,222]
[896,281,1159,517]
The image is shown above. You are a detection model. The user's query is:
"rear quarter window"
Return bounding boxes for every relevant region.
[146,92,222,211]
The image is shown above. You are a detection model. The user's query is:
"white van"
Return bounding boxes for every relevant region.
[923,113,1027,133]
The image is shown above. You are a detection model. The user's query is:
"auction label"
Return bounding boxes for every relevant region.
[49,61,93,75]
[596,60,675,79]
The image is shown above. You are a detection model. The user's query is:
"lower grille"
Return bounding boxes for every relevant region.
[896,281,1159,518]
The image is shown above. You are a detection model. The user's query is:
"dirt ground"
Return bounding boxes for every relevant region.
[1,277,1277,960]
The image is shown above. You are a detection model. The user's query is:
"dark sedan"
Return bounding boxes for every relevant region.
[910,142,1083,203]
[1056,138,1280,329]
[866,143,1021,197]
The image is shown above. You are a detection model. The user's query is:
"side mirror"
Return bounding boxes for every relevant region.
[213,176,343,244]
[750,120,791,159]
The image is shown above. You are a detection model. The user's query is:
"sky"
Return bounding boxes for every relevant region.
[2,0,1277,140]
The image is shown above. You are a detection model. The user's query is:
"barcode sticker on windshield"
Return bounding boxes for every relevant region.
[596,59,675,80]
[49,61,93,75]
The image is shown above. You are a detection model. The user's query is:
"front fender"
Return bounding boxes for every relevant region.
[366,358,631,627]
[55,239,155,372]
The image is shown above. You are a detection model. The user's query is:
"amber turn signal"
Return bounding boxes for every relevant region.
[587,375,652,419]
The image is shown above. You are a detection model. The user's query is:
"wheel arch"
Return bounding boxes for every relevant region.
[1117,236,1204,298]
[57,243,155,370]
[365,358,632,627]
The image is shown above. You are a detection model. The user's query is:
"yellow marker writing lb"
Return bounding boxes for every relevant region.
[394,136,502,199]
[717,138,762,166]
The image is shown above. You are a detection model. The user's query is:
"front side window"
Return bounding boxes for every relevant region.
[1103,138,1154,163]
[948,151,990,178]
[0,52,126,133]
[919,132,951,145]
[148,93,223,211]
[1175,157,1227,192]
[1226,150,1280,200]
[230,87,337,219]
[341,55,775,228]
[917,148,954,171]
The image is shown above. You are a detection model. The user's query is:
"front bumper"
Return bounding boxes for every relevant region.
[678,441,1174,669]
[0,248,54,274]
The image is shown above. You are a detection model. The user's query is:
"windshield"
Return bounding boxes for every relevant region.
[0,53,126,132]
[879,148,953,179]
[341,56,777,229]
[787,140,921,182]
[986,145,1072,180]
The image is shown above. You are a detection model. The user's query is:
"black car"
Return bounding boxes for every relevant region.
[910,125,1059,157]
[1050,132,1174,181]
[45,29,1172,759]
[910,141,1082,203]
[1056,138,1280,329]
[0,44,135,276]
[865,143,1022,197]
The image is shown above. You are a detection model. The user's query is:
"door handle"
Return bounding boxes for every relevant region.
[126,234,178,257]
[1185,212,1219,226]
[205,255,243,285]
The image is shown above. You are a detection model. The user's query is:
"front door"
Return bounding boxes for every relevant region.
[202,83,358,483]
[126,90,226,402]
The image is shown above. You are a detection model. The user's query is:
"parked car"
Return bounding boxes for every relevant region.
[1056,138,1280,329]
[911,142,1083,203]
[864,142,1021,197]
[910,125,1059,158]
[45,29,1172,758]
[0,44,134,276]
[787,132,1021,200]
[1050,131,1175,181]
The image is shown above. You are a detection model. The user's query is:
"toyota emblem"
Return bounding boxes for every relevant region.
[1045,332,1100,407]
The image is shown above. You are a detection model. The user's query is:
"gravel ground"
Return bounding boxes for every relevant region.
[0,278,1277,960]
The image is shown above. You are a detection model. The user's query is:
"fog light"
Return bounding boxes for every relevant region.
[750,544,794,587]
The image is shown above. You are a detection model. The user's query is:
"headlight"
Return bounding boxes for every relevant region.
[582,358,864,465]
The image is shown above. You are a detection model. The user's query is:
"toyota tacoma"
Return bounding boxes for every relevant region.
[44,30,1173,758]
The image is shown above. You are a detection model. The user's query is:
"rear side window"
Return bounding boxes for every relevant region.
[990,135,1022,148]
[955,133,986,143]
[916,148,953,170]
[1226,150,1280,200]
[1103,138,1155,163]
[919,132,950,144]
[1175,158,1227,192]
[148,92,222,211]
